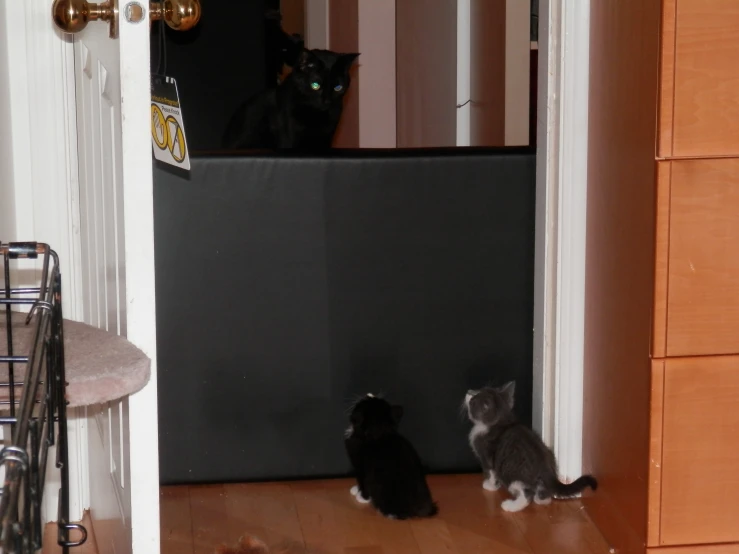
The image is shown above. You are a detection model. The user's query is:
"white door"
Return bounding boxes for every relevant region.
[68,5,160,554]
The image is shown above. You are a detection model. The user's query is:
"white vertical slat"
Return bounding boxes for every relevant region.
[456,0,471,147]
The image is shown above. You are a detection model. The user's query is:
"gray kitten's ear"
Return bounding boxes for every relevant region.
[499,381,516,407]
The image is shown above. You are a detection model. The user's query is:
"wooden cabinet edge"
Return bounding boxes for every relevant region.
[656,0,676,158]
[647,358,665,547]
[652,161,671,358]
[648,544,739,553]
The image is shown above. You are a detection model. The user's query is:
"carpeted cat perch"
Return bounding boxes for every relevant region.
[0,312,150,407]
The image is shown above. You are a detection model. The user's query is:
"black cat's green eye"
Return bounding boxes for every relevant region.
[311,82,321,91]
[334,84,343,92]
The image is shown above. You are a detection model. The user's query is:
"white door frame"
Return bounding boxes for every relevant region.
[533,0,591,480]
[0,0,592,524]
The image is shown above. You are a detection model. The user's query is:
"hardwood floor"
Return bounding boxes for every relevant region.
[42,511,98,554]
[161,474,612,554]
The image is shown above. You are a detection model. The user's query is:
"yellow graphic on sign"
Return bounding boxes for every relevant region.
[151,105,167,150]
[151,103,188,164]
[165,115,187,163]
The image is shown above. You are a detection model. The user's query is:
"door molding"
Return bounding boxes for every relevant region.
[533,0,591,480]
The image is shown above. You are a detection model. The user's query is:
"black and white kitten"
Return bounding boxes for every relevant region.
[222,48,359,150]
[464,382,597,512]
[344,394,438,520]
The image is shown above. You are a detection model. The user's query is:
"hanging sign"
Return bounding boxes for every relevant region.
[151,75,191,170]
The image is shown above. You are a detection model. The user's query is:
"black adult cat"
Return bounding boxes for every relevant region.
[222,49,359,150]
[464,382,597,512]
[344,394,438,520]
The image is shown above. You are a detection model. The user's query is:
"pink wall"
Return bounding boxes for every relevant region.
[329,0,359,148]
[395,0,458,148]
[470,0,506,146]
[357,0,397,148]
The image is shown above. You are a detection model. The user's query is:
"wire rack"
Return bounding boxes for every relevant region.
[0,243,86,553]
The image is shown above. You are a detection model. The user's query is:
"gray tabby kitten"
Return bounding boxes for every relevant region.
[464,382,597,512]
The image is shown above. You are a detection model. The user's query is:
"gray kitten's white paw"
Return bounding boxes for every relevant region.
[501,497,529,512]
[534,495,552,505]
[350,485,359,497]
[356,494,371,504]
[482,479,500,491]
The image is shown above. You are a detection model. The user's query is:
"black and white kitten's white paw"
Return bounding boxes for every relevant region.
[350,485,370,503]
[534,494,552,505]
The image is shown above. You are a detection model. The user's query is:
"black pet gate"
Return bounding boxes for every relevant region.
[154,148,536,485]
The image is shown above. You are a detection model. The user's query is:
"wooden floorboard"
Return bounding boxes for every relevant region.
[161,484,195,554]
[42,511,98,554]
[161,474,612,554]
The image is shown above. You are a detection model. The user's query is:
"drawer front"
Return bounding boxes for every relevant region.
[660,356,739,546]
[659,0,739,158]
[660,159,739,357]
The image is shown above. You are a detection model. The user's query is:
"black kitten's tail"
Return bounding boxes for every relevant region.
[421,501,439,518]
[551,475,598,498]
[395,501,438,519]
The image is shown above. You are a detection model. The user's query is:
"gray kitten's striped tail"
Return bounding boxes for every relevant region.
[552,475,598,498]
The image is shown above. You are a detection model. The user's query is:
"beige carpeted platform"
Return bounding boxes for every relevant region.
[0,312,151,407]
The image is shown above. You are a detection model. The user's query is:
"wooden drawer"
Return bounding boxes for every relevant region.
[651,356,739,546]
[653,159,739,357]
[658,0,739,158]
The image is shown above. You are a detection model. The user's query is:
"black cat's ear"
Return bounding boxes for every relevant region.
[341,53,360,66]
[296,49,315,69]
[391,405,404,423]
[499,381,516,408]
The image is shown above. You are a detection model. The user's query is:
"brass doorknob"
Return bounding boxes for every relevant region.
[51,0,201,36]
[150,0,201,31]
[52,0,116,36]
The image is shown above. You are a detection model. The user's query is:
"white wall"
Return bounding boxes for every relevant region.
[0,0,14,239]
[0,0,87,522]
[0,0,30,243]
[304,0,329,49]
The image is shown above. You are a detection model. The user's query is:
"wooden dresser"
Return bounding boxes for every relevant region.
[583,1,739,553]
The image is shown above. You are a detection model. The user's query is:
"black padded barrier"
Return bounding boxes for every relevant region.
[154,148,536,485]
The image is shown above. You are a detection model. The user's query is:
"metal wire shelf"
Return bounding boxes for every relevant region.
[0,242,86,554]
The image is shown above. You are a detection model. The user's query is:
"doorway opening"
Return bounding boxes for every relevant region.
[147,0,589,550]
